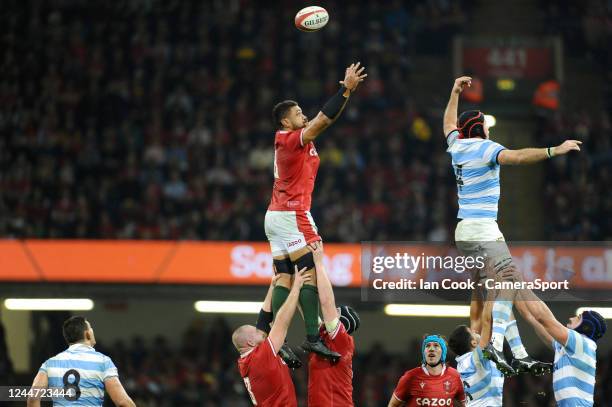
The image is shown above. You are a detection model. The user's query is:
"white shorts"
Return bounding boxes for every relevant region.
[455,218,512,279]
[455,218,505,242]
[264,210,321,257]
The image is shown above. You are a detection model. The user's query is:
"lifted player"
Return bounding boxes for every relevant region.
[308,241,360,406]
[265,62,366,360]
[233,267,309,407]
[443,76,581,374]
[388,335,466,407]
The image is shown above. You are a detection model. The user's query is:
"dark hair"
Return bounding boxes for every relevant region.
[458,110,485,139]
[63,316,88,344]
[272,100,298,128]
[448,324,473,356]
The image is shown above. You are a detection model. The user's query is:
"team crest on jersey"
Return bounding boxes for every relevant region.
[443,380,451,392]
[309,145,318,156]
[420,381,426,389]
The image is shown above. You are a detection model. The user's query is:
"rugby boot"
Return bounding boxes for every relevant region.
[279,343,302,369]
[301,338,341,363]
[512,356,552,376]
[483,343,517,376]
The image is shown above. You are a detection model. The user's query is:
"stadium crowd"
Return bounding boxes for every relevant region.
[0,0,473,243]
[2,0,610,242]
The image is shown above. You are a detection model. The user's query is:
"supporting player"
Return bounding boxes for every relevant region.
[308,241,360,406]
[449,268,505,406]
[254,274,302,369]
[443,76,581,375]
[233,267,310,407]
[388,335,466,406]
[265,62,366,360]
[502,266,606,407]
[27,316,135,407]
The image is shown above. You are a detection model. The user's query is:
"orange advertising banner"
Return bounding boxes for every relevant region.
[0,240,610,288]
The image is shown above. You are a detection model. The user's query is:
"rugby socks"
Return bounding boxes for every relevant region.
[299,284,320,341]
[271,285,290,318]
[505,319,529,359]
[491,300,513,351]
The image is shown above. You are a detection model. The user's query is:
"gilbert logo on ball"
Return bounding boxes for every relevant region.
[294,6,329,32]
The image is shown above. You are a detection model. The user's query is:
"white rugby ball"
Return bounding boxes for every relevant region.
[294,6,329,32]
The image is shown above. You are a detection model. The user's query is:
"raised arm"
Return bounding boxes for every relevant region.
[268,267,311,352]
[513,291,554,349]
[443,76,472,136]
[501,268,568,345]
[302,62,367,144]
[105,377,136,407]
[478,298,494,348]
[27,371,48,407]
[256,275,281,334]
[310,242,338,325]
[497,140,581,165]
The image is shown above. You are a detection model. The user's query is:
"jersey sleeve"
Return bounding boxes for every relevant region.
[446,129,460,147]
[481,140,506,165]
[329,323,354,354]
[102,356,119,380]
[563,328,580,355]
[472,346,487,369]
[393,371,412,403]
[285,129,306,150]
[39,360,48,374]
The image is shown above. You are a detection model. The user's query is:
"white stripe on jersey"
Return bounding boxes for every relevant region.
[552,329,597,406]
[455,346,503,407]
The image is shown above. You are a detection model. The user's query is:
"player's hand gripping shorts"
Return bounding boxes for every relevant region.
[264,210,321,256]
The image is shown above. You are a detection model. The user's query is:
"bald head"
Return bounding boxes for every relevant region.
[232,325,264,353]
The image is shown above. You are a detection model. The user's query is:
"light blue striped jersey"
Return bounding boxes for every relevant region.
[446,131,506,219]
[455,346,504,407]
[39,343,117,406]
[552,329,597,407]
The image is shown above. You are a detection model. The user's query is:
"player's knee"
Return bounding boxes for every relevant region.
[273,257,293,275]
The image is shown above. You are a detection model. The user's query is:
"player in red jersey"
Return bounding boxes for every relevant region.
[233,267,310,407]
[388,335,466,407]
[307,241,361,406]
[265,62,367,360]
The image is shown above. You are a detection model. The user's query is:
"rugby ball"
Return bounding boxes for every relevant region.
[294,6,329,32]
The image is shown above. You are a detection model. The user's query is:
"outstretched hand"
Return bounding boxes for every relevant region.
[452,76,472,94]
[340,62,367,92]
[553,140,582,156]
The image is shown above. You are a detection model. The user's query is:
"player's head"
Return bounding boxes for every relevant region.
[232,324,266,353]
[421,334,447,367]
[338,305,361,335]
[448,325,479,356]
[457,110,489,139]
[568,310,607,341]
[63,316,96,347]
[272,100,308,130]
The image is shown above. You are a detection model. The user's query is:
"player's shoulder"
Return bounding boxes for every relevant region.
[402,366,423,379]
[444,365,462,378]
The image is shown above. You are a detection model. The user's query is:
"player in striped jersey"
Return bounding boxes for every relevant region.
[449,291,504,406]
[443,76,582,375]
[27,316,135,407]
[502,267,607,407]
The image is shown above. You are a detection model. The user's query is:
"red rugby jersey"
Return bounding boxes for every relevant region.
[308,323,355,406]
[237,338,297,406]
[268,128,320,211]
[393,365,466,407]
